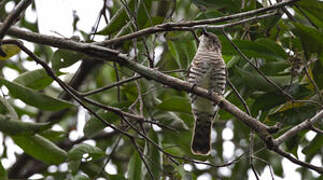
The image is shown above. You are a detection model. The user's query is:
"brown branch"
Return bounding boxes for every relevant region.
[0,0,32,40]
[2,40,133,138]
[275,110,323,145]
[311,125,323,135]
[1,36,271,142]
[1,32,272,140]
[98,0,300,46]
[273,147,323,173]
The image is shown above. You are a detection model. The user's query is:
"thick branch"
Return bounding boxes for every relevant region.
[274,110,323,145]
[97,0,300,46]
[2,31,273,141]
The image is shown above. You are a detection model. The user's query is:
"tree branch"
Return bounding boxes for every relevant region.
[98,0,300,46]
[274,110,323,145]
[0,0,32,40]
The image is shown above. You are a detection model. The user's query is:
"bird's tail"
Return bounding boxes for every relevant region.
[191,111,214,155]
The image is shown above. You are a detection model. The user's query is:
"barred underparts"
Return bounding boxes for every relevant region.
[188,31,226,155]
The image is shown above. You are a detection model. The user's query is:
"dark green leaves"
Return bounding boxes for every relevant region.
[292,23,323,56]
[0,79,74,111]
[13,69,61,90]
[68,144,105,175]
[0,115,50,136]
[68,144,105,161]
[51,49,83,71]
[222,38,287,61]
[127,151,142,180]
[235,67,291,92]
[13,134,67,165]
[0,160,8,180]
[157,96,191,113]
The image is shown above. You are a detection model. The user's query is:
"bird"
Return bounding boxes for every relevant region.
[188,30,226,155]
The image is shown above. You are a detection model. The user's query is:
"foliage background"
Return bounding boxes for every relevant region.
[0,0,322,179]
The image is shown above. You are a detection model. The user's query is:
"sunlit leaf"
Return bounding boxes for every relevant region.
[0,44,20,61]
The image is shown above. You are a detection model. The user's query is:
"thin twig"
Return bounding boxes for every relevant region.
[80,75,142,96]
[130,137,155,180]
[310,125,323,135]
[273,147,323,173]
[227,78,259,179]
[303,64,322,102]
[3,40,133,138]
[98,0,300,46]
[94,135,122,179]
[253,156,275,180]
[100,12,280,46]
[275,110,323,145]
[113,62,122,102]
[294,4,318,29]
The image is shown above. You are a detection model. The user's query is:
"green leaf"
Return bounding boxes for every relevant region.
[251,84,311,117]
[142,16,164,28]
[98,0,153,35]
[194,10,224,20]
[0,96,18,118]
[68,144,105,161]
[302,135,323,162]
[13,134,67,165]
[97,2,130,35]
[285,134,300,158]
[69,159,82,175]
[40,129,66,143]
[0,160,8,180]
[156,96,191,113]
[146,130,161,179]
[80,162,110,179]
[0,44,21,61]
[128,151,142,180]
[192,0,241,12]
[51,49,83,71]
[235,67,291,92]
[71,174,90,180]
[167,41,182,69]
[268,105,317,125]
[13,69,62,90]
[292,23,323,56]
[0,78,74,111]
[0,115,50,135]
[255,38,288,59]
[297,0,323,29]
[83,109,120,138]
[175,165,193,180]
[222,38,287,61]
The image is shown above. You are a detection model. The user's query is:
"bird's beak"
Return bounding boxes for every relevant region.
[201,27,209,36]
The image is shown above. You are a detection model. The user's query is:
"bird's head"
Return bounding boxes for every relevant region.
[199,30,222,51]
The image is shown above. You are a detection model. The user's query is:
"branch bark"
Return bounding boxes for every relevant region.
[0,0,32,40]
[3,0,322,174]
[274,110,323,145]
